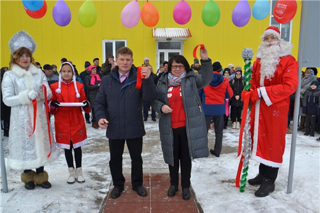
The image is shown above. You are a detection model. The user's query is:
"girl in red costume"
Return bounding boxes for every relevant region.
[49,62,90,184]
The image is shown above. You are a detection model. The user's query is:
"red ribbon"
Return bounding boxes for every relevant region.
[43,84,52,158]
[29,99,37,137]
[235,91,250,187]
[192,44,204,59]
[136,66,145,89]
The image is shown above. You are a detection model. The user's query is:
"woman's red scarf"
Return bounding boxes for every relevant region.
[90,74,101,85]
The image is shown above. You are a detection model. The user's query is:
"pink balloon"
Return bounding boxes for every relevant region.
[121,1,141,28]
[173,0,192,25]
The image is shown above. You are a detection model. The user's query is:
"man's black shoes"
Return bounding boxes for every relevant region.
[167,185,178,197]
[110,187,124,199]
[182,188,190,200]
[133,185,147,197]
[254,178,275,197]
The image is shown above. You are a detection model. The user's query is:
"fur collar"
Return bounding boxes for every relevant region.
[10,64,39,90]
[257,39,293,58]
[11,64,39,77]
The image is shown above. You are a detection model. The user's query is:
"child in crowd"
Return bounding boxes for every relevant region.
[85,65,101,128]
[223,68,232,128]
[302,80,320,137]
[49,62,90,183]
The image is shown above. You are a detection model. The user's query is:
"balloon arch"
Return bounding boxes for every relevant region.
[22,0,297,28]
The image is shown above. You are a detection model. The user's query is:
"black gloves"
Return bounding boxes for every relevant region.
[83,101,89,108]
[51,100,60,108]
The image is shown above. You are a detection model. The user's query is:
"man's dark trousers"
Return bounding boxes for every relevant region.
[109,137,143,188]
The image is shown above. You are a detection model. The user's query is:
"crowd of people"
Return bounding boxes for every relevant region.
[1,27,319,201]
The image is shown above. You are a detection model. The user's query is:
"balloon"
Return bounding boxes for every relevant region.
[173,0,192,25]
[25,0,47,19]
[232,0,251,27]
[141,2,159,27]
[202,0,220,27]
[252,0,270,20]
[273,0,297,24]
[22,0,44,11]
[121,1,141,28]
[52,0,71,27]
[78,0,97,28]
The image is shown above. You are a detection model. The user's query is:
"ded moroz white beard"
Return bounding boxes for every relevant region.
[257,39,293,80]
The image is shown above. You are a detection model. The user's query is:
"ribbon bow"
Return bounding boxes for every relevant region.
[193,44,204,59]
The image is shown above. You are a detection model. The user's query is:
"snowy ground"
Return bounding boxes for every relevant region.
[1,119,319,213]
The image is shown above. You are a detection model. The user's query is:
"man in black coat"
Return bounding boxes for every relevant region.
[95,47,157,199]
[80,61,91,123]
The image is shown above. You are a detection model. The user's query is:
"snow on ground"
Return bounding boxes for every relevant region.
[1,119,319,213]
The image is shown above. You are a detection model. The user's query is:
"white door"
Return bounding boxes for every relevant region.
[156,41,182,70]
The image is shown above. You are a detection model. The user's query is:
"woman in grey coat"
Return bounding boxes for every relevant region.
[151,46,212,200]
[299,68,317,131]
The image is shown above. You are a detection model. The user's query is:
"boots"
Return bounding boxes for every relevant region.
[92,122,99,129]
[304,128,310,136]
[254,178,275,197]
[248,173,264,185]
[182,188,191,200]
[21,171,36,190]
[167,185,178,197]
[75,167,85,183]
[236,122,240,129]
[34,171,51,189]
[67,167,76,184]
[286,128,292,134]
[232,122,236,129]
[298,116,306,131]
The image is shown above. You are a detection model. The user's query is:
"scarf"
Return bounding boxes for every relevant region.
[90,74,101,85]
[168,72,186,86]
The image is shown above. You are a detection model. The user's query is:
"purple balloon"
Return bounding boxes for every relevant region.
[232,0,251,27]
[52,0,71,27]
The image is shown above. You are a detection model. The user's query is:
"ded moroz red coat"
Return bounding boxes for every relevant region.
[50,81,90,149]
[250,55,298,168]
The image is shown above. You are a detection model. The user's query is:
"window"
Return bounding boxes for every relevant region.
[270,0,292,42]
[102,40,126,63]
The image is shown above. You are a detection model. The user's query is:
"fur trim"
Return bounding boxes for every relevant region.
[18,90,32,105]
[34,171,49,185]
[11,64,36,90]
[21,171,36,183]
[257,39,293,58]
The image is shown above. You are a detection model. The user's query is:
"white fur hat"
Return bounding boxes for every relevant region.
[56,62,80,98]
[262,26,281,40]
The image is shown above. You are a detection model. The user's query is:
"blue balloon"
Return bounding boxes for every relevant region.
[252,0,270,20]
[22,0,44,11]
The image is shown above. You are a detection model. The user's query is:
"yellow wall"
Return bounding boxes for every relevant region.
[1,0,302,73]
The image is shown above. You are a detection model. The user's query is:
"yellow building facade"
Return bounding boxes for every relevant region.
[1,0,302,72]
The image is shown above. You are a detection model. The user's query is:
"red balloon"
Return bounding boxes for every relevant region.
[273,0,297,24]
[25,0,47,19]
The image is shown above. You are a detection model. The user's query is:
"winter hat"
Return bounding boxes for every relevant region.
[84,61,91,68]
[311,80,319,87]
[143,57,149,63]
[51,64,57,69]
[263,26,281,40]
[194,58,199,64]
[227,64,234,69]
[235,65,242,71]
[88,65,96,72]
[223,68,230,75]
[56,62,80,98]
[212,61,222,72]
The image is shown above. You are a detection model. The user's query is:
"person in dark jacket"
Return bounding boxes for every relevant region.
[151,48,212,201]
[199,62,233,157]
[80,61,91,123]
[85,65,101,129]
[93,58,101,76]
[44,64,59,85]
[101,55,114,77]
[230,70,244,129]
[302,80,320,136]
[143,65,157,121]
[95,47,157,199]
[1,67,11,137]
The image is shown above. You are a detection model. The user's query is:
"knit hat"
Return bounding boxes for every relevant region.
[223,68,230,75]
[143,57,149,63]
[212,61,222,72]
[51,64,57,69]
[84,61,91,68]
[263,26,281,40]
[235,65,242,71]
[311,80,319,87]
[88,65,96,72]
[194,58,199,64]
[56,62,80,98]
